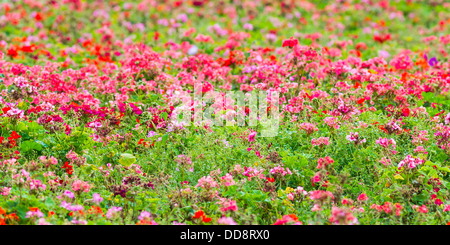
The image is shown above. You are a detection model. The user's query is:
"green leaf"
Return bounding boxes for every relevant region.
[45,197,55,208]
[161,112,168,121]
[20,140,43,152]
[161,134,169,144]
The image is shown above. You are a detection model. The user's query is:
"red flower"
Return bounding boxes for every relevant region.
[193,210,204,219]
[357,98,365,105]
[9,131,21,140]
[373,33,391,43]
[7,46,18,58]
[202,216,212,223]
[402,108,410,117]
[62,162,74,175]
[282,37,299,48]
[2,107,11,114]
[288,214,299,221]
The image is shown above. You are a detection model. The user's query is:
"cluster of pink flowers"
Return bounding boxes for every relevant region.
[175,154,193,170]
[375,137,397,154]
[412,205,428,214]
[309,190,334,202]
[217,216,237,225]
[311,137,330,147]
[137,211,157,225]
[25,209,44,219]
[220,173,236,187]
[1,187,11,196]
[316,156,334,169]
[287,186,308,201]
[379,157,391,166]
[106,207,123,219]
[299,122,319,135]
[346,132,366,145]
[217,198,238,213]
[397,155,424,170]
[329,207,358,225]
[38,156,58,167]
[323,117,340,130]
[72,180,91,193]
[195,176,219,189]
[370,202,403,216]
[269,165,292,178]
[242,166,265,181]
[248,131,257,142]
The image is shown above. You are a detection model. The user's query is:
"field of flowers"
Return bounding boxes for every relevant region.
[0,0,449,226]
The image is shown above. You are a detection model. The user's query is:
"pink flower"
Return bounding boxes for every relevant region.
[413,146,428,154]
[443,205,450,212]
[357,193,369,202]
[413,205,428,213]
[342,198,354,206]
[25,209,44,219]
[309,190,334,201]
[138,211,152,221]
[346,132,366,145]
[63,190,75,199]
[397,155,424,170]
[376,137,396,149]
[316,156,334,169]
[311,137,330,147]
[311,204,322,212]
[299,122,319,135]
[72,180,91,193]
[195,176,218,189]
[218,216,237,225]
[220,173,235,186]
[1,187,11,196]
[106,206,122,219]
[329,207,358,225]
[379,157,391,166]
[93,193,103,204]
[217,198,238,213]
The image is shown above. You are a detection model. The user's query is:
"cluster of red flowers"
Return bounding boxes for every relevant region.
[137,139,155,147]
[86,206,105,218]
[282,37,299,48]
[266,177,275,183]
[5,131,21,148]
[0,207,19,225]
